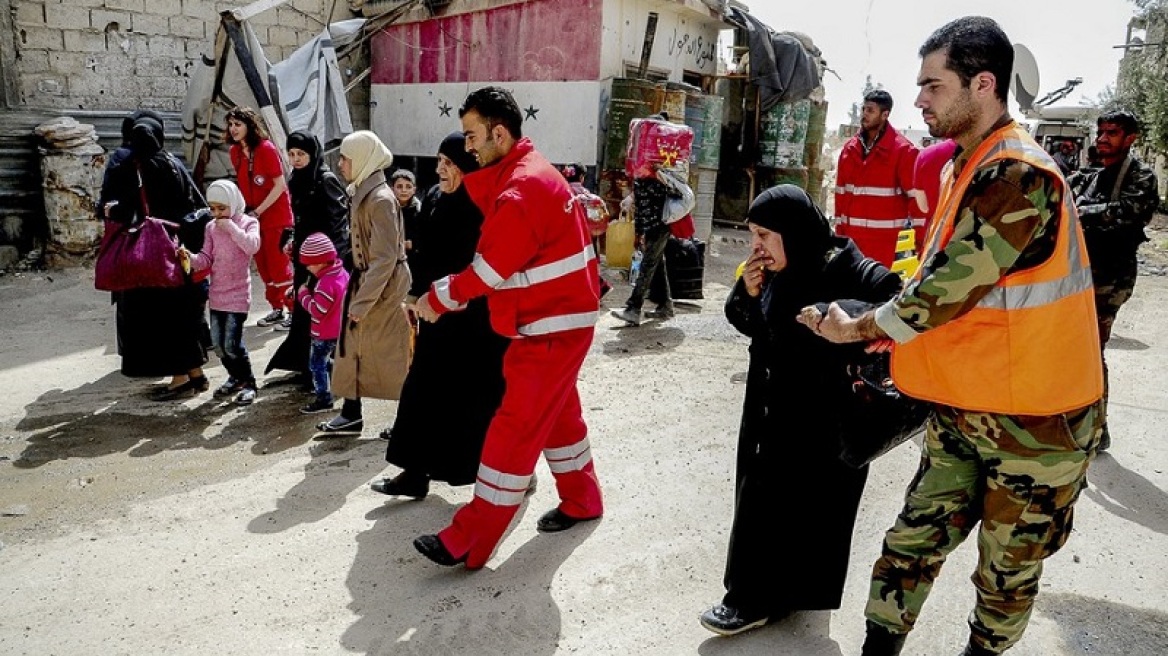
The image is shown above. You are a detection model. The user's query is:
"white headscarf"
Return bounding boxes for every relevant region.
[206,179,246,217]
[340,130,394,195]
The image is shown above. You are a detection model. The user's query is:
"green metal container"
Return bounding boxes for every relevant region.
[758,99,811,169]
[603,78,659,171]
[685,92,724,169]
[803,100,828,170]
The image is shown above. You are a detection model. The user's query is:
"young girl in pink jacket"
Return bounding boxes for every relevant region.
[296,232,350,414]
[186,180,262,405]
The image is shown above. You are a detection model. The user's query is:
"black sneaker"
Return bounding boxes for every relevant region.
[315,415,363,435]
[699,603,769,636]
[274,316,293,331]
[257,309,284,327]
[300,399,334,415]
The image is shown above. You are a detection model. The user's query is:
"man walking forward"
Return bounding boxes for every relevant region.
[413,86,603,569]
[801,16,1104,656]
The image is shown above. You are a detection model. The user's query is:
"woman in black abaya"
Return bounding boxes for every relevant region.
[102,114,211,399]
[700,185,902,636]
[369,133,508,498]
[265,131,351,380]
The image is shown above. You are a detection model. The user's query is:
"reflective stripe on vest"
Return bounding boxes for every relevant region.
[839,216,925,229]
[517,310,599,337]
[834,184,904,197]
[544,439,593,474]
[472,245,596,290]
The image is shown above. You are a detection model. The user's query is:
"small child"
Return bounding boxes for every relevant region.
[296,232,350,415]
[186,180,262,405]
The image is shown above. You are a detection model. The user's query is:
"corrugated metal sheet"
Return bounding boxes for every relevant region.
[0,109,185,253]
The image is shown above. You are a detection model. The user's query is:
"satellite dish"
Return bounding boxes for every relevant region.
[1012,43,1041,113]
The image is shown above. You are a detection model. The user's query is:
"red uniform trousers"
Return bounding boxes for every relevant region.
[255,221,293,311]
[438,328,603,570]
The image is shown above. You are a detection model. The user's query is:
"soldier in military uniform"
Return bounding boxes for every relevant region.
[1067,110,1160,451]
[800,17,1104,656]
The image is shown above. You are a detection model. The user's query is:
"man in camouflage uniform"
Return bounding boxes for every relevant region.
[801,17,1103,656]
[1067,110,1160,450]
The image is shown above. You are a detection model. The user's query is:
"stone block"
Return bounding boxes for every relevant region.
[148,35,186,57]
[62,30,109,54]
[268,25,301,48]
[148,0,185,18]
[131,13,168,36]
[47,51,88,75]
[91,10,132,32]
[14,3,46,26]
[44,5,92,30]
[135,57,183,78]
[293,0,325,14]
[18,49,52,74]
[103,0,146,12]
[169,15,206,39]
[182,0,219,21]
[276,7,308,30]
[18,26,64,51]
[150,76,190,99]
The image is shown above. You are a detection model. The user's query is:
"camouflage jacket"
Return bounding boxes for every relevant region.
[879,121,1063,333]
[1066,155,1159,254]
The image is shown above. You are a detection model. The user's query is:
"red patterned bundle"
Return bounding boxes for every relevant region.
[626,118,693,179]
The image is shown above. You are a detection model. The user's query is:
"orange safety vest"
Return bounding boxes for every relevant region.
[890,123,1103,415]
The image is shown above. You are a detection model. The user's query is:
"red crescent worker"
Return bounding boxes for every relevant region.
[412,86,604,570]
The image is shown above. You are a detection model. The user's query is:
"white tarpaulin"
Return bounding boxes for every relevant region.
[181,13,292,183]
[271,19,361,147]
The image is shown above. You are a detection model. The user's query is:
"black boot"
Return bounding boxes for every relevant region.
[959,641,996,656]
[861,621,907,656]
[370,470,430,499]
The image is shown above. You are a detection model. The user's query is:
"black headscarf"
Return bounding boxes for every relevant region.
[120,109,164,147]
[747,184,833,276]
[129,115,164,159]
[747,184,835,315]
[286,130,326,199]
[438,131,479,174]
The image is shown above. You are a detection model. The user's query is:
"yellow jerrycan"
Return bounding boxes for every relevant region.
[889,221,920,280]
[605,206,636,270]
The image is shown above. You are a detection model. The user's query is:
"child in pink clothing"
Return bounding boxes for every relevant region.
[296,232,350,414]
[186,179,262,405]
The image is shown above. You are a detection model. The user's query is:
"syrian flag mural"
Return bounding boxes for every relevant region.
[370,0,604,162]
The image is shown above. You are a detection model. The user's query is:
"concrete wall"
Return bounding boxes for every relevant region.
[7,0,340,112]
[600,0,722,81]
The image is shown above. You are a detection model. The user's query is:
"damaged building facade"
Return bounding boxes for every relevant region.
[0,0,350,265]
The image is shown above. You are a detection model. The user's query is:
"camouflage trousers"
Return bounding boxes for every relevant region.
[1094,258,1138,443]
[865,401,1103,653]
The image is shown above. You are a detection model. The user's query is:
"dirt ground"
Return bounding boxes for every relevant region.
[1,226,1166,656]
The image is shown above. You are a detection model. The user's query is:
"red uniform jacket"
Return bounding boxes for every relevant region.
[425,138,600,338]
[834,124,920,265]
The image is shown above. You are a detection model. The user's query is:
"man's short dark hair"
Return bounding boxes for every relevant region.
[864,89,893,113]
[919,16,1013,104]
[459,86,523,139]
[1098,110,1141,135]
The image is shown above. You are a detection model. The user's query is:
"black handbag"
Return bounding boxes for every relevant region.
[817,301,931,468]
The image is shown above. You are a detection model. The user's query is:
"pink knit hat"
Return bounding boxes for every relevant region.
[299,232,337,266]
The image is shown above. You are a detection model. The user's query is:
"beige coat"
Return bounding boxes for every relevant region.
[332,170,412,400]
